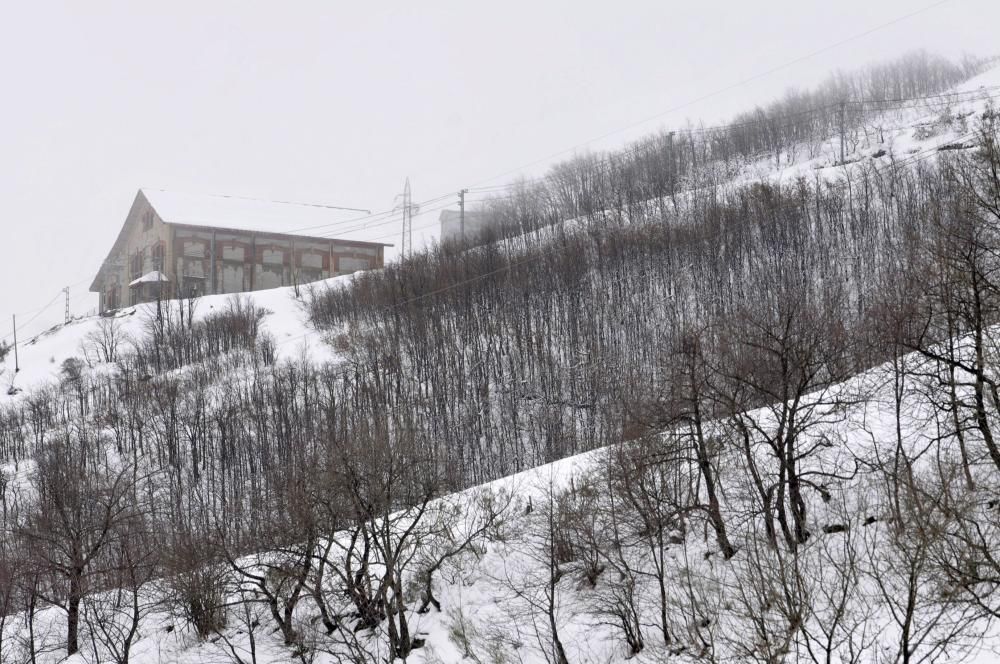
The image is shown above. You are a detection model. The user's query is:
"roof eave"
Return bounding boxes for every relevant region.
[166,221,394,247]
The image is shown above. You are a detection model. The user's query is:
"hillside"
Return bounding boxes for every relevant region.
[3,52,1000,664]
[3,326,1000,664]
[4,56,998,402]
[0,278,347,403]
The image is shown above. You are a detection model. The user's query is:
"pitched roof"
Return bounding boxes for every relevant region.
[91,189,391,292]
[141,188,376,239]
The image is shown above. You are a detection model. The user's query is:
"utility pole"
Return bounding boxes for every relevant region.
[399,178,411,258]
[667,131,676,197]
[155,254,163,323]
[405,178,412,257]
[11,315,18,374]
[459,188,468,242]
[394,178,418,259]
[63,286,70,324]
[839,100,846,165]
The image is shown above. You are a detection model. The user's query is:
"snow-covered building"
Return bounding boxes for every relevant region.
[89,189,389,311]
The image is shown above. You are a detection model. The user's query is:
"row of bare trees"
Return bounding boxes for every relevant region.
[446,50,993,247]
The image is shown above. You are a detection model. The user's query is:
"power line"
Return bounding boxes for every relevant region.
[392,87,999,221]
[268,87,1000,245]
[8,85,990,338]
[295,195,465,244]
[287,192,458,237]
[7,11,993,328]
[507,89,1000,188]
[452,0,964,192]
[5,128,965,369]
[143,188,372,215]
[274,129,973,355]
[292,114,992,252]
[6,4,983,385]
[298,86,1000,239]
[256,84,1000,242]
[2,290,65,342]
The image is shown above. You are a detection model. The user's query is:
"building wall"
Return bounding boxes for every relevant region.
[96,195,387,312]
[172,227,214,297]
[167,226,385,301]
[100,201,172,311]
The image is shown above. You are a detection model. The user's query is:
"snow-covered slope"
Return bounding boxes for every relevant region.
[0,275,362,401]
[6,63,1000,402]
[4,345,1000,664]
[740,64,1000,186]
[4,64,1000,664]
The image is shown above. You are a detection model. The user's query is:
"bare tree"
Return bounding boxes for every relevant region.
[713,284,858,550]
[82,518,160,664]
[81,317,127,366]
[492,475,573,664]
[862,469,982,664]
[18,439,144,656]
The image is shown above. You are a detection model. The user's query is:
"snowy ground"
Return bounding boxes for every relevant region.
[5,64,1000,404]
[0,273,365,404]
[4,348,1000,663]
[4,67,1000,664]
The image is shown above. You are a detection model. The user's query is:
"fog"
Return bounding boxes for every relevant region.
[0,0,993,338]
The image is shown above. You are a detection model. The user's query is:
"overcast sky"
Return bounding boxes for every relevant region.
[0,0,995,339]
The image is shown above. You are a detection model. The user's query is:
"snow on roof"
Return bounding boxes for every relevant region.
[129,271,170,287]
[140,188,378,241]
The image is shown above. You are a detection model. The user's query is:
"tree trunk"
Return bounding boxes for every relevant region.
[693,414,735,558]
[67,569,82,656]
